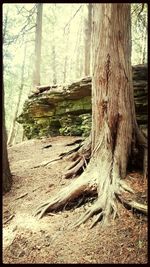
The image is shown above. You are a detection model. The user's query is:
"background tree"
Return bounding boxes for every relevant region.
[7,42,27,146]
[84,4,92,76]
[131,3,147,64]
[51,4,57,85]
[63,27,70,84]
[33,3,43,87]
[3,85,12,193]
[35,4,147,225]
[3,4,36,144]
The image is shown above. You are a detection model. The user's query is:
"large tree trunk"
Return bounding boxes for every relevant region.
[35,4,147,226]
[3,87,12,193]
[91,4,133,179]
[33,3,43,87]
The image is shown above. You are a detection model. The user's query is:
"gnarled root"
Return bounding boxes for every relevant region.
[34,157,147,227]
[64,137,91,179]
[34,175,96,219]
[72,178,146,228]
[72,181,120,228]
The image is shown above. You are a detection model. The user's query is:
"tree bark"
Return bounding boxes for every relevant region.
[35,4,147,226]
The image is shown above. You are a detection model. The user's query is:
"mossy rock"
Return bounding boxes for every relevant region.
[17,65,147,139]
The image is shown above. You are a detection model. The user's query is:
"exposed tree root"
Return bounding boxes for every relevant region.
[33,157,62,168]
[117,196,148,215]
[35,166,147,228]
[34,174,96,219]
[63,137,91,178]
[65,139,83,146]
[34,126,147,227]
[64,157,85,179]
[59,144,82,158]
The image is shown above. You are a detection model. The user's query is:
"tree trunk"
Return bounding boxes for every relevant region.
[141,27,146,64]
[84,4,92,76]
[3,87,12,193]
[7,43,27,146]
[51,4,57,85]
[91,4,134,178]
[33,3,43,87]
[63,28,70,84]
[75,24,82,80]
[35,4,147,226]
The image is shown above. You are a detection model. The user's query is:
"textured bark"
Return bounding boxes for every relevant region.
[35,4,147,225]
[91,4,133,179]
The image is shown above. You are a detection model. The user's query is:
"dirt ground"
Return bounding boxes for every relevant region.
[3,136,148,264]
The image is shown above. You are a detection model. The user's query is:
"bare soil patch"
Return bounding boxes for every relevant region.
[3,136,148,264]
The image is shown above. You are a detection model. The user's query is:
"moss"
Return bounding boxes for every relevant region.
[59,126,83,136]
[23,123,40,139]
[55,97,91,116]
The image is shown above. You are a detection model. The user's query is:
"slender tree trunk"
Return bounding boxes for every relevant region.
[7,43,27,146]
[52,44,57,84]
[3,87,12,193]
[33,3,43,87]
[84,4,92,76]
[63,28,70,84]
[51,4,57,85]
[141,27,146,64]
[76,25,82,79]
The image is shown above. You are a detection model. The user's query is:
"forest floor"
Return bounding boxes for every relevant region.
[3,136,148,264]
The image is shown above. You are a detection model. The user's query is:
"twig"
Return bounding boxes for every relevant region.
[64,5,82,33]
[4,214,15,224]
[15,192,28,200]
